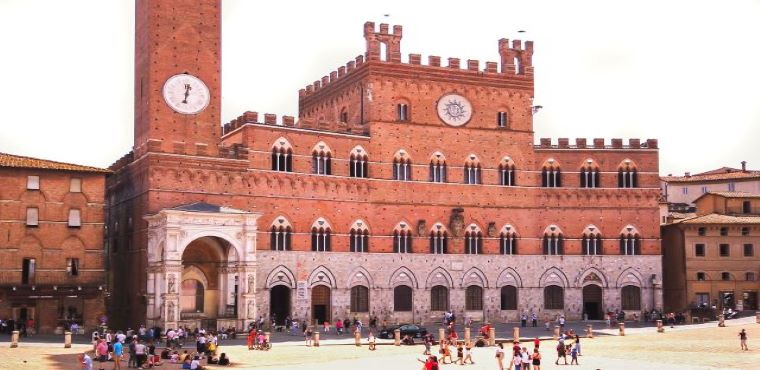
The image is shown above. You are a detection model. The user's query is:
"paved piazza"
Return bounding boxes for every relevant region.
[0,317,757,370]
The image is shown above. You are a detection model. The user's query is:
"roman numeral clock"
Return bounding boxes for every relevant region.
[162,73,210,115]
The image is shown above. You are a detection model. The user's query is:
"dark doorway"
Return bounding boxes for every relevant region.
[19,307,28,322]
[582,285,603,320]
[743,291,757,310]
[311,285,331,325]
[270,285,291,325]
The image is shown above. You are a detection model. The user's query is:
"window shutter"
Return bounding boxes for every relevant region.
[69,209,82,227]
[26,208,39,226]
[70,178,82,193]
[27,176,40,190]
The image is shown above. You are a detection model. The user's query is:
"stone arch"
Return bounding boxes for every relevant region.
[308,265,337,288]
[541,157,560,170]
[461,267,488,288]
[182,265,209,289]
[272,137,293,151]
[346,266,374,288]
[426,267,454,288]
[349,145,369,158]
[538,267,570,288]
[580,158,600,170]
[616,268,644,288]
[542,224,563,236]
[265,265,296,289]
[349,219,370,233]
[393,149,411,161]
[389,266,419,288]
[179,231,243,264]
[312,141,333,156]
[577,267,609,288]
[582,224,602,237]
[430,151,447,165]
[496,268,523,288]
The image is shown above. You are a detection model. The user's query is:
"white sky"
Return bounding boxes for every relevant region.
[1,0,759,175]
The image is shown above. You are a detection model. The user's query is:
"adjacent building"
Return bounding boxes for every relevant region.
[0,153,109,333]
[106,0,663,331]
[662,192,760,312]
[660,162,760,212]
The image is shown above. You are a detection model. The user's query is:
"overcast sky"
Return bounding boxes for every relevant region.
[1,0,759,175]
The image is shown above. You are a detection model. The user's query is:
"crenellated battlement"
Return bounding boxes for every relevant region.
[222,111,370,137]
[298,21,534,99]
[535,138,659,150]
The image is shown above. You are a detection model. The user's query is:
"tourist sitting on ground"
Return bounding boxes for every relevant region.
[207,354,219,365]
[161,348,171,360]
[217,353,230,366]
[179,350,190,363]
[181,356,192,370]
[170,351,179,364]
[190,355,203,370]
[402,334,415,345]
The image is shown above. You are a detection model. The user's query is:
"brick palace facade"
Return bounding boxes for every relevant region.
[106,0,663,330]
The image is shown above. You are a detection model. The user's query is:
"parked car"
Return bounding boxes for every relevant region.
[379,324,428,339]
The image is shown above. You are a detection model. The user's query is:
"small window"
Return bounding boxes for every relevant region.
[695,243,705,257]
[396,104,409,121]
[70,178,82,193]
[27,176,40,190]
[728,182,736,191]
[746,272,756,281]
[67,258,80,276]
[744,244,754,257]
[68,209,81,228]
[720,227,728,236]
[21,258,36,285]
[698,227,706,236]
[719,244,730,257]
[26,207,39,227]
[682,187,688,195]
[696,272,706,281]
[350,285,369,312]
[696,293,709,307]
[742,227,750,236]
[497,111,508,128]
[721,272,731,281]
[743,201,752,214]
[701,186,708,194]
[340,109,348,123]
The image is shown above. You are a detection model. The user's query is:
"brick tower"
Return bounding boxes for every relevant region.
[133,0,221,157]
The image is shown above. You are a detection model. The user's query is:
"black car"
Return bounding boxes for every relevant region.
[379,324,428,339]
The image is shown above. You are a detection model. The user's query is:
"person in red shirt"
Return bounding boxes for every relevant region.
[533,337,540,349]
[417,355,439,370]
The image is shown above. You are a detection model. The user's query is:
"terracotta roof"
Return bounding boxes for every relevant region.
[676,213,760,225]
[0,152,110,173]
[704,192,760,199]
[661,169,760,183]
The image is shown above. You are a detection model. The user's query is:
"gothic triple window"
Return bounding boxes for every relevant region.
[429,223,449,254]
[463,155,481,185]
[429,152,447,183]
[312,142,332,175]
[500,225,518,255]
[270,217,292,251]
[349,146,369,178]
[620,225,641,255]
[271,139,293,172]
[542,159,561,187]
[464,224,483,254]
[542,225,564,255]
[393,222,413,253]
[580,159,600,188]
[499,157,516,186]
[349,220,370,253]
[618,159,638,188]
[582,225,602,255]
[311,218,332,252]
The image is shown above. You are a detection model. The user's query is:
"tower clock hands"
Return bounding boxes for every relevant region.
[182,83,192,104]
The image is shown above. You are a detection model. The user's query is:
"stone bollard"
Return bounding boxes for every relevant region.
[439,328,445,343]
[586,324,593,338]
[314,331,320,347]
[464,327,471,345]
[64,331,72,348]
[265,331,271,345]
[657,320,664,333]
[718,315,726,327]
[354,330,361,346]
[513,327,520,342]
[553,326,560,340]
[488,327,496,346]
[394,329,400,346]
[618,322,625,336]
[11,330,19,348]
[756,313,760,324]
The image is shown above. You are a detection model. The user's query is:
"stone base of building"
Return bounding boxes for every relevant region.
[256,252,663,325]
[0,292,105,335]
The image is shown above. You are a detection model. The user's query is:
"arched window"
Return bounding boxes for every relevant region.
[497,111,509,128]
[581,225,602,255]
[430,285,449,311]
[463,155,481,184]
[349,146,369,178]
[271,138,293,172]
[339,108,348,123]
[618,159,638,188]
[393,222,413,253]
[429,223,448,254]
[394,285,413,311]
[500,224,518,255]
[312,142,332,175]
[465,285,483,310]
[621,285,641,310]
[544,285,564,309]
[580,159,600,188]
[542,225,564,255]
[396,103,409,121]
[270,217,293,251]
[392,150,412,181]
[350,285,369,312]
[541,159,561,187]
[311,218,331,252]
[620,225,641,255]
[464,224,483,254]
[180,279,205,313]
[429,152,447,183]
[500,286,518,310]
[349,220,370,253]
[499,157,516,186]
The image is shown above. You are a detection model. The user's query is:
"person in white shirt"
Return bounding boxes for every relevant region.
[190,355,202,370]
[368,332,376,351]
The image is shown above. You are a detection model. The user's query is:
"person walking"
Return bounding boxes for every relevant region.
[512,352,522,370]
[495,342,505,370]
[739,329,749,351]
[531,348,542,370]
[463,341,474,365]
[554,340,567,365]
[304,326,313,347]
[570,343,579,365]
[112,339,123,370]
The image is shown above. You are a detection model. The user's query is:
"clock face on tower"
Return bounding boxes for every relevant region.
[162,74,210,115]
[437,93,473,126]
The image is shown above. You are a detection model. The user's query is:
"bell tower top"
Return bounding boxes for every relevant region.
[133,0,221,158]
